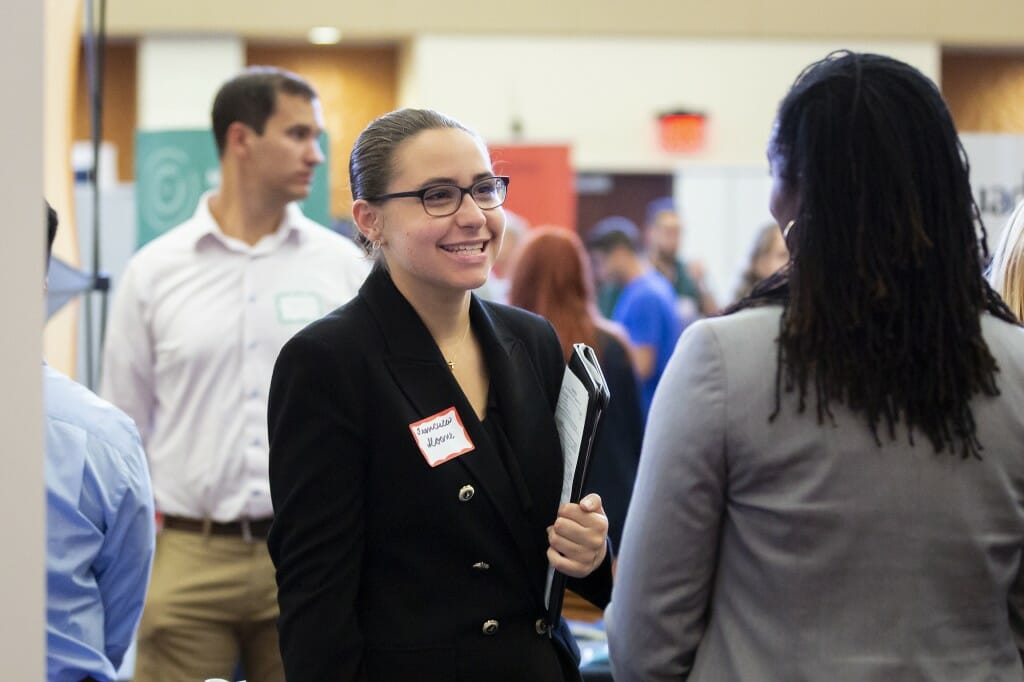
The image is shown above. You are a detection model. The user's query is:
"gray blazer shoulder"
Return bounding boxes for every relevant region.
[608,307,1024,681]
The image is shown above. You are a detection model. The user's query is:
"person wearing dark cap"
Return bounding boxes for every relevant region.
[43,201,156,682]
[586,216,682,418]
[644,197,719,321]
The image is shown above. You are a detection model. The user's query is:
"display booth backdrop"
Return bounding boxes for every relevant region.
[135,129,331,247]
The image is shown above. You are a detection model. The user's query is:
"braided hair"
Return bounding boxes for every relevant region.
[733,51,1018,457]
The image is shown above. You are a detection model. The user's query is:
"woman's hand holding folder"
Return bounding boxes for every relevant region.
[546,492,609,578]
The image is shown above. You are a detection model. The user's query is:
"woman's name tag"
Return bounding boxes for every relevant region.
[409,406,475,467]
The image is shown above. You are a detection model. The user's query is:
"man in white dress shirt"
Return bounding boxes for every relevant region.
[101,66,368,682]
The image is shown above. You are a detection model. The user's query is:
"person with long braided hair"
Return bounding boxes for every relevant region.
[607,51,1024,681]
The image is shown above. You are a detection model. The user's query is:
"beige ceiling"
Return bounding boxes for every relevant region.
[108,0,1024,46]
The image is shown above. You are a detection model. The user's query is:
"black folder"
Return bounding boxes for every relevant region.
[544,343,611,628]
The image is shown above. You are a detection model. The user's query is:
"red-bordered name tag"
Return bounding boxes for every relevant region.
[409,406,476,467]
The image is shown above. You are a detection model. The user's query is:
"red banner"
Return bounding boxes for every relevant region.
[489,144,575,230]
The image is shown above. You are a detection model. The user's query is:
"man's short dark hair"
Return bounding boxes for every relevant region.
[210,66,318,157]
[46,200,57,265]
[586,216,641,254]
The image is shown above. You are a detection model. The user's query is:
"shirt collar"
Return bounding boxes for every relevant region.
[188,191,309,253]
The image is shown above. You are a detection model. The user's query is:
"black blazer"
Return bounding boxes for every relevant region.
[267,267,612,682]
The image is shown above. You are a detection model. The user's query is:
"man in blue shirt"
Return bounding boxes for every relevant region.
[644,197,719,322]
[587,216,683,418]
[44,202,155,682]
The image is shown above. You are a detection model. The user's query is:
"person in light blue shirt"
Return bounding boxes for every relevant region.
[44,202,155,682]
[587,216,683,417]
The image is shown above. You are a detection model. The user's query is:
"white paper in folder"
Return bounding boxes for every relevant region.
[554,369,588,505]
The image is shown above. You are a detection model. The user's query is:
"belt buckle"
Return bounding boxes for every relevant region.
[241,518,254,543]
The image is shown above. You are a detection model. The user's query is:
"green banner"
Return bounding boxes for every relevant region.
[135,129,330,247]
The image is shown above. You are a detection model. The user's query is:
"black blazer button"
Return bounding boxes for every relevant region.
[535,618,549,635]
[482,619,499,635]
[459,485,475,502]
[472,561,490,571]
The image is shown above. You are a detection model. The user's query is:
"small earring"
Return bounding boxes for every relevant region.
[783,220,796,239]
[371,239,382,251]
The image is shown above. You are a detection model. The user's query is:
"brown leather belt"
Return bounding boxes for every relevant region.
[162,515,273,542]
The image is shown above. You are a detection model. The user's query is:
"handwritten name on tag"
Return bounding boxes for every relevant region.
[409,406,475,467]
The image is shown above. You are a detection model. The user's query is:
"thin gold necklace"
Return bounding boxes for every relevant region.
[444,322,472,371]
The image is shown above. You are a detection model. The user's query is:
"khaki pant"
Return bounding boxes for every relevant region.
[133,528,284,682]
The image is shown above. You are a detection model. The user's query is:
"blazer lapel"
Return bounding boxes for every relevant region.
[360,268,549,597]
[467,299,557,585]
[476,303,564,511]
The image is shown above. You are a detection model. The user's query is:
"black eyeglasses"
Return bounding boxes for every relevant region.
[366,176,510,217]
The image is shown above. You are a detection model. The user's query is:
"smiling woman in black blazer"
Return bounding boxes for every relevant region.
[266,109,612,682]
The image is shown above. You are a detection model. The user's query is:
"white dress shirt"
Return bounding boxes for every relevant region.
[101,193,369,521]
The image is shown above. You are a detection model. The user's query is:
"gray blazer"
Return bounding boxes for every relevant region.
[607,306,1024,681]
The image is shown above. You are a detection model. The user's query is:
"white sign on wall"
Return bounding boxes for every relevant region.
[961,133,1024,254]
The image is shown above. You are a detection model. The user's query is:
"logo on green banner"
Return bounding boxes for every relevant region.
[135,129,330,247]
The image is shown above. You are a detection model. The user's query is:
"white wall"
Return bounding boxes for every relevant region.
[0,0,44,675]
[400,36,940,171]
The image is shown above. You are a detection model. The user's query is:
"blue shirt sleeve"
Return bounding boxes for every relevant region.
[45,368,155,682]
[93,436,155,670]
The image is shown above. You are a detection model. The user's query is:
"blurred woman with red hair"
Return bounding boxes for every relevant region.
[509,226,644,550]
